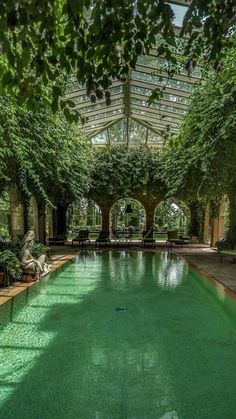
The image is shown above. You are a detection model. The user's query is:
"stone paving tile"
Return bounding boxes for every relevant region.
[174,246,236,293]
[0,296,12,305]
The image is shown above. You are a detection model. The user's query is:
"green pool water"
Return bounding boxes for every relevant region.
[1,251,236,419]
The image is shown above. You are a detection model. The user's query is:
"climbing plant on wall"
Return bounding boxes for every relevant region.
[0,96,91,204]
[160,38,236,239]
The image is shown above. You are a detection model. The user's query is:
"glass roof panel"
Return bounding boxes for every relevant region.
[78,98,124,113]
[92,131,108,145]
[87,108,124,122]
[131,109,180,125]
[168,3,188,27]
[137,55,202,78]
[109,120,126,143]
[131,85,189,104]
[129,120,147,144]
[131,97,186,115]
[147,130,164,144]
[131,71,194,92]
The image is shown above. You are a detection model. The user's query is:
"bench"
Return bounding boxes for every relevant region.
[220,250,236,263]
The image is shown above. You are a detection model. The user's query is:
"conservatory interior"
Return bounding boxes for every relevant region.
[0,1,236,418]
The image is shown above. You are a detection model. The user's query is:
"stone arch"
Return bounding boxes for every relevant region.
[132,194,162,232]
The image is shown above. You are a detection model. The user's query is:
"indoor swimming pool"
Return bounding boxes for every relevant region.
[0,251,236,419]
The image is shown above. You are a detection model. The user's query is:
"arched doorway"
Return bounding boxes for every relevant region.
[110,198,145,239]
[68,198,102,241]
[154,199,189,240]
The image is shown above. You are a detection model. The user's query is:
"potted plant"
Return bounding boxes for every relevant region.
[0,250,23,286]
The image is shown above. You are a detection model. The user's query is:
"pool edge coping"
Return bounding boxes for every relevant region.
[0,253,77,307]
[175,252,236,302]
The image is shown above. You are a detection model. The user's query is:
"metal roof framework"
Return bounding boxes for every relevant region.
[66,0,201,147]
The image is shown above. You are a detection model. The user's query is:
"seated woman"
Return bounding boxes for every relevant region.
[19,230,50,278]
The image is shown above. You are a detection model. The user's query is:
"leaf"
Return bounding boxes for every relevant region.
[2,71,13,86]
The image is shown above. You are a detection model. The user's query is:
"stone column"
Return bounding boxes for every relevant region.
[37,201,47,244]
[133,194,161,235]
[203,205,210,244]
[210,200,226,247]
[30,196,39,240]
[100,203,112,232]
[9,186,25,241]
[144,204,155,233]
[56,204,69,236]
[47,206,54,238]
[218,200,226,239]
[210,217,219,247]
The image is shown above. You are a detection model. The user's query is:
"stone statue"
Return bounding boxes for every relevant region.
[19,230,50,278]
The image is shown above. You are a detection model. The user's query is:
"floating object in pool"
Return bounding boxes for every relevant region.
[115,307,128,312]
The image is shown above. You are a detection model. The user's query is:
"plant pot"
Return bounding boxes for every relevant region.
[0,271,4,287]
[22,274,37,283]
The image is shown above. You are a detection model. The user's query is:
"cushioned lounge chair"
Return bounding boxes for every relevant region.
[220,249,236,263]
[95,231,111,246]
[72,230,90,246]
[142,230,155,246]
[166,230,184,250]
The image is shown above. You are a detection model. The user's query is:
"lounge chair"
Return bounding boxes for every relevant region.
[166,230,184,250]
[112,230,123,242]
[220,249,236,263]
[142,230,155,246]
[72,230,90,246]
[95,231,111,246]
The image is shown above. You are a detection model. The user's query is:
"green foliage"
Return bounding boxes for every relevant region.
[0,1,234,117]
[160,39,236,202]
[0,250,22,282]
[0,96,91,205]
[31,243,49,259]
[89,145,166,203]
[155,200,187,231]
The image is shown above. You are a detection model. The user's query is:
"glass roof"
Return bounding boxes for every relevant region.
[65,0,201,146]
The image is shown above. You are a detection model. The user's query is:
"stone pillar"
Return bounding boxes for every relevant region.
[210,217,219,247]
[111,205,117,232]
[56,204,68,235]
[133,194,161,236]
[203,205,210,244]
[52,208,57,236]
[30,196,39,240]
[23,200,30,234]
[144,204,155,233]
[210,200,226,247]
[218,200,226,239]
[47,206,54,238]
[9,186,25,241]
[100,203,112,232]
[37,201,47,244]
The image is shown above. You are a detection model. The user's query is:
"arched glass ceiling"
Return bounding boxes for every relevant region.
[66,0,201,146]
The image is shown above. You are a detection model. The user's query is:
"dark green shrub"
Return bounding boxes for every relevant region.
[0,250,23,284]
